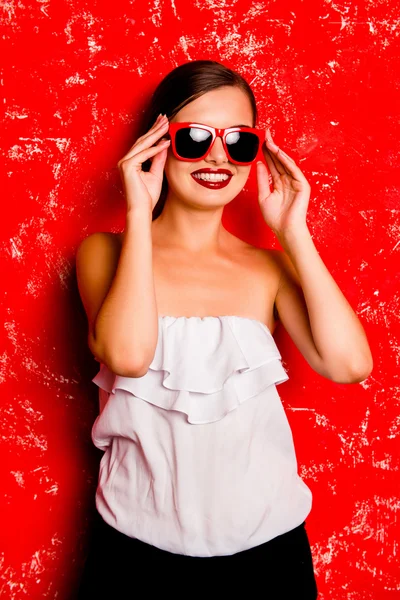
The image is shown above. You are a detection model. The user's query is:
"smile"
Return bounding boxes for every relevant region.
[190,169,233,190]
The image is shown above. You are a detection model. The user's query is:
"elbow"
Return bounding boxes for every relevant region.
[106,350,151,378]
[329,357,374,384]
[110,361,149,378]
[351,359,374,383]
[89,333,150,378]
[350,350,374,383]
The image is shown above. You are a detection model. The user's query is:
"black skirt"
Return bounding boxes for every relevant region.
[77,509,318,598]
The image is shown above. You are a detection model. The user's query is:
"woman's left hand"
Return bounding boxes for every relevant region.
[256,128,311,237]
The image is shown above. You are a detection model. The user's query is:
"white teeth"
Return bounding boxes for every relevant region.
[193,172,230,181]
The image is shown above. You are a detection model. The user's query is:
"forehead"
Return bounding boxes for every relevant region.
[173,86,254,127]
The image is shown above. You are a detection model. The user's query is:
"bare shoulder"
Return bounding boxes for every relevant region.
[77,231,122,254]
[245,244,284,282]
[260,246,301,287]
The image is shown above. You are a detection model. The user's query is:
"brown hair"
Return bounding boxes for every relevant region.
[136,60,258,221]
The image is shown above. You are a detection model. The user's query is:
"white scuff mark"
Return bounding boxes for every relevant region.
[312,494,400,584]
[0,351,8,385]
[372,451,396,470]
[36,0,50,17]
[29,551,45,576]
[388,414,400,439]
[50,137,71,153]
[149,0,162,27]
[52,162,62,179]
[229,31,269,58]
[0,400,47,452]
[21,350,76,384]
[51,533,63,546]
[88,34,102,56]
[8,137,71,161]
[170,0,180,20]
[358,259,368,271]
[299,460,336,481]
[314,411,336,429]
[337,407,374,467]
[1,0,20,21]
[242,1,268,23]
[287,407,317,412]
[327,60,340,73]
[24,428,48,451]
[64,20,73,44]
[36,231,53,248]
[339,15,350,31]
[360,406,370,433]
[26,273,44,298]
[4,320,18,347]
[5,108,29,119]
[9,142,42,160]
[330,121,339,126]
[31,466,59,494]
[10,470,25,487]
[359,374,385,390]
[65,73,87,86]
[312,529,346,575]
[10,237,23,259]
[178,35,192,60]
[194,0,239,11]
[64,10,101,51]
[388,338,400,369]
[45,484,59,495]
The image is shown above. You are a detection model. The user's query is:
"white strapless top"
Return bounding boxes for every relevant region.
[91,315,312,557]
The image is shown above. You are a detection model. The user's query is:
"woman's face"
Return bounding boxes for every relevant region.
[163,86,255,209]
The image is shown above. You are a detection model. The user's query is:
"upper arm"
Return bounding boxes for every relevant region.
[270,249,329,378]
[75,232,121,364]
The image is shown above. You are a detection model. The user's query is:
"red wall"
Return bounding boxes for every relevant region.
[2,0,399,597]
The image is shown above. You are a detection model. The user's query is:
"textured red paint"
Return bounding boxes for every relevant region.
[1,0,399,597]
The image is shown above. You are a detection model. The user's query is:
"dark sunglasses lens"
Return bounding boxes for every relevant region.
[226,131,259,163]
[175,127,212,159]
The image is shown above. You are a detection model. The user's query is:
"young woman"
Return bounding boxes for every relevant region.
[76,60,372,596]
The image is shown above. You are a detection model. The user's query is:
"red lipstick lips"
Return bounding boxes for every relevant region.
[191,168,233,190]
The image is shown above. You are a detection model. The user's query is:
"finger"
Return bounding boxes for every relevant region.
[135,115,167,146]
[268,142,310,184]
[131,118,169,151]
[119,139,170,170]
[262,143,283,186]
[256,160,272,200]
[119,121,169,164]
[266,129,304,178]
[149,143,169,178]
[265,129,294,174]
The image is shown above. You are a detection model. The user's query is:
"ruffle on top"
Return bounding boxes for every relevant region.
[91,315,289,425]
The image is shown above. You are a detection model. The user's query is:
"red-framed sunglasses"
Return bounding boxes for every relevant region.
[167,122,265,166]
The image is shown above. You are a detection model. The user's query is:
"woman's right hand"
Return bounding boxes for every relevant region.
[117,114,170,213]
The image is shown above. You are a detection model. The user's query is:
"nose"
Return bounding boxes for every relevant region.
[205,135,228,164]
